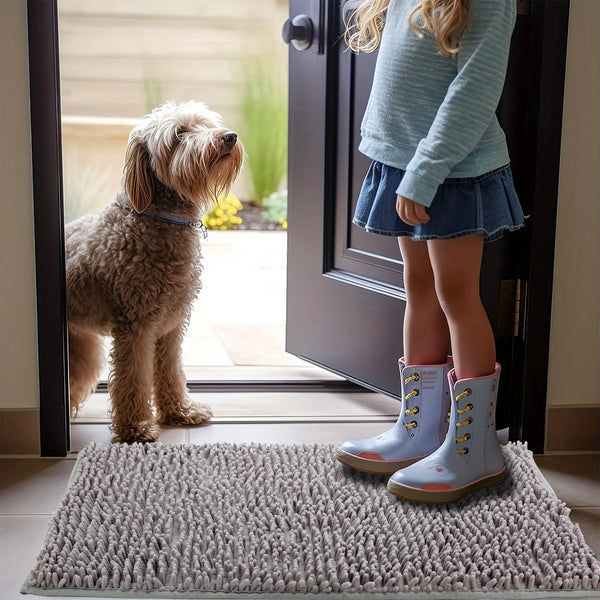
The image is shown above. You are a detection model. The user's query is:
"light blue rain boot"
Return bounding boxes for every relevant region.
[336,356,453,474]
[387,363,506,503]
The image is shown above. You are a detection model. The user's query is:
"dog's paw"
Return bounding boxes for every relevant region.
[158,402,213,426]
[111,421,160,444]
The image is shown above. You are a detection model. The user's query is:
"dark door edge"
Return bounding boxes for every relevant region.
[27,0,70,458]
[515,0,570,454]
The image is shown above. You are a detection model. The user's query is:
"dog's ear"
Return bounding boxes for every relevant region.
[123,137,154,213]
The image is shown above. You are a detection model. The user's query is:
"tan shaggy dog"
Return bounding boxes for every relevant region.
[66,100,244,443]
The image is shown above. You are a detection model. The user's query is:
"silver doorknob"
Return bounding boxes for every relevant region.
[282,15,314,51]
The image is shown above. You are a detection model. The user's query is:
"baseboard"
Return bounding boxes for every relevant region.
[1,405,597,454]
[0,409,40,455]
[545,405,600,452]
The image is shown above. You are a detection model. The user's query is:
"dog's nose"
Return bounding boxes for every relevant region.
[221,132,238,150]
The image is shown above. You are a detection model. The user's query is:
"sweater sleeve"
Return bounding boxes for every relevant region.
[396,0,516,207]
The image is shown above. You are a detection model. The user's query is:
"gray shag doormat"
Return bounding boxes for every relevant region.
[22,441,600,599]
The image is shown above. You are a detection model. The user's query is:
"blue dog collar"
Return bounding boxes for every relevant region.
[141,211,208,239]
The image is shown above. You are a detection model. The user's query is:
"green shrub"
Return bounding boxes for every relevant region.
[239,53,287,206]
[261,189,288,229]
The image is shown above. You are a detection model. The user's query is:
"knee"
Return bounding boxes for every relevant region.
[434,278,480,319]
[403,268,438,308]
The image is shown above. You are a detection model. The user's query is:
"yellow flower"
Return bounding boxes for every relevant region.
[202,193,244,230]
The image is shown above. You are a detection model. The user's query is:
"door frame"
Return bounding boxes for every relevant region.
[27,0,366,457]
[28,0,569,456]
[507,0,570,451]
[27,0,70,457]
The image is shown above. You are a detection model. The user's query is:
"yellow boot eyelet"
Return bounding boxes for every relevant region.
[455,388,472,402]
[404,373,419,384]
[405,389,420,400]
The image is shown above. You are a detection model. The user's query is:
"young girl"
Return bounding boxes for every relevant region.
[336,0,525,504]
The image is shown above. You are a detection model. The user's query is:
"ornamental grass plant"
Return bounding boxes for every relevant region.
[239,52,288,206]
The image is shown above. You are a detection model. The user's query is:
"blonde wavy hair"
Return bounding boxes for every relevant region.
[345,0,472,57]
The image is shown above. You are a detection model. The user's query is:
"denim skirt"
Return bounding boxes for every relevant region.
[353,161,526,243]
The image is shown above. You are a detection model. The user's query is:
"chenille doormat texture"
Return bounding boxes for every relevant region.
[22,442,600,599]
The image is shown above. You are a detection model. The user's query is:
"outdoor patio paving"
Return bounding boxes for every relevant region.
[98,229,338,382]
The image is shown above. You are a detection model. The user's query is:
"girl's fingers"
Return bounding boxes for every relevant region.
[402,207,411,225]
[407,202,422,225]
[416,204,430,223]
[409,204,420,224]
[397,195,430,225]
[402,207,416,225]
[409,201,429,224]
[397,197,410,225]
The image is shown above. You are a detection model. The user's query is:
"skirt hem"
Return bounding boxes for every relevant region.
[353,219,526,244]
[352,161,526,245]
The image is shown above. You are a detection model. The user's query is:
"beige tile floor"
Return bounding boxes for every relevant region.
[3,232,598,598]
[182,230,296,371]
[1,402,599,600]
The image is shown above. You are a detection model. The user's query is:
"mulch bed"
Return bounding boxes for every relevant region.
[236,201,285,231]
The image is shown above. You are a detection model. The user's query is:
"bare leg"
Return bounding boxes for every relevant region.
[154,324,212,426]
[427,234,496,380]
[398,237,451,365]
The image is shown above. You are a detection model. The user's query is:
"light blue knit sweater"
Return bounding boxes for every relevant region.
[358,0,516,207]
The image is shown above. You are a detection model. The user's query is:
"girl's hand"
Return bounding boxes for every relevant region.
[396,194,430,225]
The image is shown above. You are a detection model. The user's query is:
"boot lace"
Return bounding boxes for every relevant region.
[454,388,472,454]
[403,372,420,429]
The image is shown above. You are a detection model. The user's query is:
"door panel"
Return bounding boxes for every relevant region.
[285,0,569,450]
[335,48,403,286]
[286,0,412,397]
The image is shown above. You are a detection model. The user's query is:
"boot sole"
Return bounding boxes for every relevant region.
[387,467,506,504]
[335,448,424,474]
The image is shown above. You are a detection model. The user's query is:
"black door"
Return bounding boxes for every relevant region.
[284,0,569,452]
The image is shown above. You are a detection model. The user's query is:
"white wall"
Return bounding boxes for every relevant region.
[546,0,600,408]
[0,0,39,410]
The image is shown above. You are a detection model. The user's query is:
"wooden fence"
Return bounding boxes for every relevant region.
[59,0,289,121]
[58,0,290,213]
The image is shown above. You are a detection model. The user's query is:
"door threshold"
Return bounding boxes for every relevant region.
[94,379,366,394]
[73,415,398,425]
